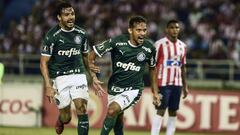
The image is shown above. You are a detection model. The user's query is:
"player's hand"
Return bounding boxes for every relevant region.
[92,77,106,97]
[153,93,161,107]
[182,87,189,99]
[89,62,100,73]
[45,86,58,103]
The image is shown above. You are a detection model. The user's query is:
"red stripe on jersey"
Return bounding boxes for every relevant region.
[180,45,187,85]
[182,46,187,64]
[166,42,171,85]
[173,42,177,85]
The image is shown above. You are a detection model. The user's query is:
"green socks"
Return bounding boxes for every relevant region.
[113,115,124,135]
[77,114,89,135]
[100,116,117,135]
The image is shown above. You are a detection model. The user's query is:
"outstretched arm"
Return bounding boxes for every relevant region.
[83,52,105,96]
[149,67,161,106]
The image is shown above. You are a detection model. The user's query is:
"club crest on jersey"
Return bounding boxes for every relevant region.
[74,35,82,44]
[137,52,146,61]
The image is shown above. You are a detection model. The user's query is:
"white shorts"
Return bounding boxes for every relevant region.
[108,90,141,111]
[53,74,89,109]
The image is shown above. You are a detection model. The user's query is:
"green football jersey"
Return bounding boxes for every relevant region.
[41,25,89,78]
[93,34,156,95]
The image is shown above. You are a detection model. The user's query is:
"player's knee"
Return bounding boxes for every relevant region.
[76,104,87,115]
[60,114,71,124]
[107,108,117,117]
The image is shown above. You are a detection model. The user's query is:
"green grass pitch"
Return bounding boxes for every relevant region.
[0,126,227,135]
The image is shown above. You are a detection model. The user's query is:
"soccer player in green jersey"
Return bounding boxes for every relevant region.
[40,2,103,135]
[90,16,161,135]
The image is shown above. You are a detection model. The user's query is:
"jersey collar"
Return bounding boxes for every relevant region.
[61,27,75,32]
[128,40,143,48]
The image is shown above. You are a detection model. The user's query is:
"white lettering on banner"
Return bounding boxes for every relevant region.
[0,99,32,114]
[122,91,240,132]
[196,95,218,129]
[177,95,195,129]
[219,96,239,130]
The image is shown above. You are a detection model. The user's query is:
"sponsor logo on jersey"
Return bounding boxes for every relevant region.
[96,40,109,50]
[58,48,81,57]
[100,48,112,56]
[116,42,127,46]
[119,49,125,55]
[137,52,146,61]
[76,84,87,89]
[57,68,81,75]
[97,44,104,50]
[142,46,152,53]
[111,86,133,93]
[166,60,181,66]
[74,35,82,44]
[116,62,141,71]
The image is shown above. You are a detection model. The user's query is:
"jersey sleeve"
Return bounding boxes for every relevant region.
[92,39,114,57]
[181,46,187,65]
[41,35,54,57]
[154,40,161,62]
[148,46,157,67]
[81,35,89,53]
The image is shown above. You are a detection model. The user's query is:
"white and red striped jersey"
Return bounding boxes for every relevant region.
[154,37,187,86]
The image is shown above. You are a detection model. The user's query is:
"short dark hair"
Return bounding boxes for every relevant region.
[166,19,179,28]
[56,1,72,16]
[128,16,147,28]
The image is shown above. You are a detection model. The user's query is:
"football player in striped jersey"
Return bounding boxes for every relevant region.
[151,19,189,135]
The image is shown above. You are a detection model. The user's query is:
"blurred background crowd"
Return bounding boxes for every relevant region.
[0,0,239,61]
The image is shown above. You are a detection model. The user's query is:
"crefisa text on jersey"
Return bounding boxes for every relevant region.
[58,48,81,57]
